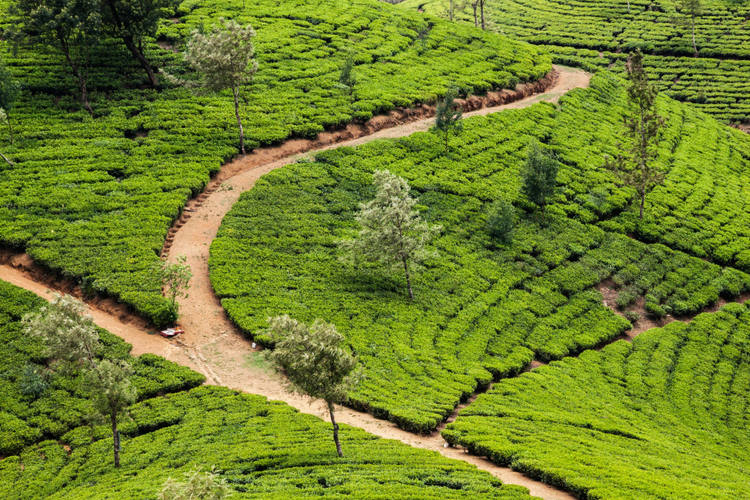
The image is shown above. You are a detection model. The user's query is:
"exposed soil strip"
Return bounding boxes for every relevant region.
[1,66,589,500]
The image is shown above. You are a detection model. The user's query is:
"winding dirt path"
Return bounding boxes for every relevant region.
[1,66,589,500]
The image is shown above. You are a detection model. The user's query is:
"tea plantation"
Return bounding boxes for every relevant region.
[442,302,750,499]
[404,0,750,123]
[0,279,533,499]
[0,0,549,326]
[209,72,750,432]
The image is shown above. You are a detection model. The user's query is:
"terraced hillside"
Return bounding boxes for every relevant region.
[403,0,750,123]
[209,72,750,432]
[0,279,536,499]
[0,0,550,326]
[443,302,750,499]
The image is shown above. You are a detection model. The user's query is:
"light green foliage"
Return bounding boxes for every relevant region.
[153,255,192,319]
[210,72,750,433]
[486,199,514,245]
[0,0,550,327]
[521,140,558,212]
[405,0,750,122]
[339,169,441,299]
[160,467,230,500]
[22,294,99,369]
[443,302,750,499]
[433,86,463,152]
[605,51,665,219]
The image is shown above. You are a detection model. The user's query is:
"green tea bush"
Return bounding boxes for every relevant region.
[0,385,533,499]
[0,0,550,326]
[210,73,750,432]
[0,280,204,455]
[443,303,750,499]
[406,0,750,123]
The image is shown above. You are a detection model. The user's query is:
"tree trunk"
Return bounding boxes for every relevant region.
[233,87,246,154]
[627,0,630,13]
[402,256,414,300]
[60,35,94,116]
[111,411,120,468]
[327,401,343,457]
[0,151,14,166]
[691,19,697,55]
[123,35,158,87]
[473,2,478,27]
[480,0,485,30]
[639,188,645,220]
[449,0,454,20]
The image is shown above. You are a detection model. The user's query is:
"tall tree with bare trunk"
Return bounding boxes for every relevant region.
[13,0,102,115]
[264,315,362,457]
[605,50,665,220]
[101,0,176,87]
[180,19,258,154]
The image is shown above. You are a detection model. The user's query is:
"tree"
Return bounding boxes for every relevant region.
[13,0,102,115]
[160,467,230,500]
[487,199,515,245]
[521,140,558,215]
[23,294,135,467]
[181,19,258,154]
[605,50,665,219]
[433,87,463,153]
[22,293,99,370]
[101,0,176,87]
[152,255,192,318]
[339,170,442,300]
[264,315,362,457]
[337,54,356,97]
[677,0,702,55]
[87,359,136,468]
[0,60,20,143]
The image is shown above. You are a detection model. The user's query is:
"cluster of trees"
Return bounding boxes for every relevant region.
[11,0,176,113]
[22,294,135,468]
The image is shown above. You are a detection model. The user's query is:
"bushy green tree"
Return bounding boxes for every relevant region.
[87,359,136,468]
[152,255,192,320]
[605,50,665,220]
[521,140,558,215]
[101,0,176,86]
[0,60,20,143]
[13,0,102,115]
[160,467,230,499]
[181,19,258,154]
[433,87,463,153]
[677,0,702,54]
[339,170,441,300]
[487,199,515,245]
[264,315,362,457]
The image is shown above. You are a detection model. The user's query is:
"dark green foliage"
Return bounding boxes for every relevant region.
[433,86,463,152]
[521,140,557,212]
[18,364,47,398]
[486,199,514,245]
[0,58,19,142]
[443,303,750,499]
[0,0,550,326]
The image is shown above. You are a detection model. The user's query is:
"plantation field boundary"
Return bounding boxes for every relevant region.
[0,65,588,500]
